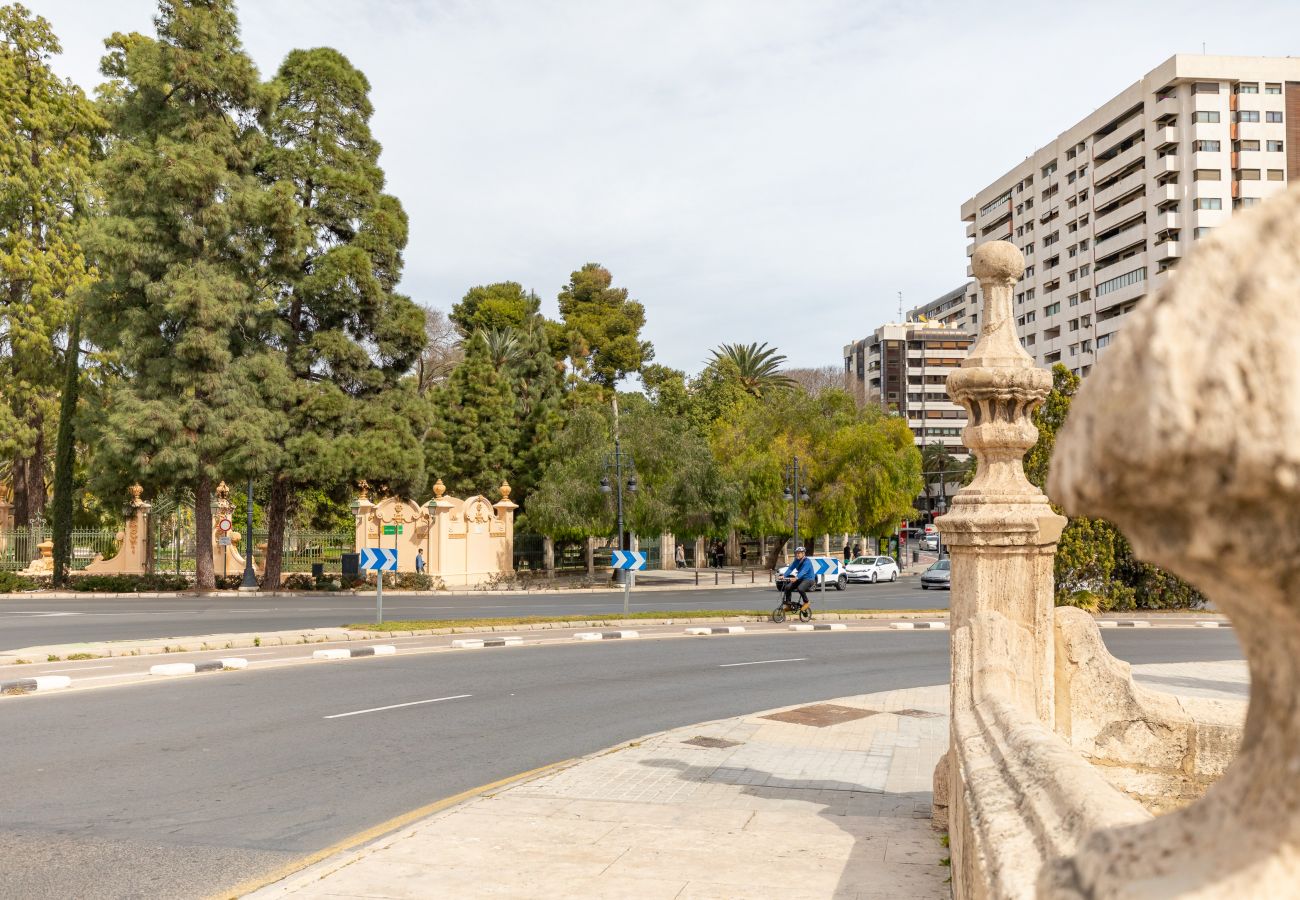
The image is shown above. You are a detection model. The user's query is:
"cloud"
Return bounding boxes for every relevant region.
[28,0,1300,373]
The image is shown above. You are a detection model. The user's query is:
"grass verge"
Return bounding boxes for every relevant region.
[347,608,950,631]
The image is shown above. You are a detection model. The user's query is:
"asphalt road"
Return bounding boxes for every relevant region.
[0,628,1240,899]
[0,580,943,650]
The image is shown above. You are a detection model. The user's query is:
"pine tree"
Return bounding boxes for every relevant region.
[0,4,102,526]
[257,46,426,587]
[556,263,653,394]
[50,309,79,586]
[425,332,518,497]
[508,317,565,504]
[84,0,287,589]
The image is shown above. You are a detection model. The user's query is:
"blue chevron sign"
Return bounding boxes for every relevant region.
[610,550,647,571]
[360,548,399,572]
[811,557,841,577]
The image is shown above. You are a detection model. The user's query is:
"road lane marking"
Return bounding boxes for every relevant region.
[30,664,114,673]
[718,658,809,667]
[324,694,471,719]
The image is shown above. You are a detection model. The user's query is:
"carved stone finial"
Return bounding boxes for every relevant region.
[215,481,230,502]
[357,480,370,501]
[432,478,446,499]
[128,483,144,507]
[971,240,1025,283]
[498,480,511,500]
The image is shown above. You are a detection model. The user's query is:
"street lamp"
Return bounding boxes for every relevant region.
[782,457,809,553]
[599,438,637,584]
[239,477,258,591]
[935,496,947,557]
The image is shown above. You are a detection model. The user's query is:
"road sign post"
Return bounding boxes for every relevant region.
[610,550,647,616]
[360,548,399,624]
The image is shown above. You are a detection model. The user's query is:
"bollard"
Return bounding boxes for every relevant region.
[751,570,755,584]
[731,571,735,584]
[695,570,699,586]
[714,571,719,585]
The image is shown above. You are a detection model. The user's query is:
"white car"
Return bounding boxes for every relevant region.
[921,534,940,551]
[843,555,899,584]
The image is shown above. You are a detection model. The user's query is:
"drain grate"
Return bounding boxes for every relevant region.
[894,708,944,719]
[682,736,742,749]
[761,703,880,728]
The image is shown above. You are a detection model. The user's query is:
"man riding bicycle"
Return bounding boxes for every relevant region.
[781,546,816,612]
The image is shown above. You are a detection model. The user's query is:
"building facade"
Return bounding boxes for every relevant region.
[952,55,1300,374]
[843,311,974,457]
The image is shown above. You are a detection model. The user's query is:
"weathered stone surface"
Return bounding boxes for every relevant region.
[1048,187,1300,895]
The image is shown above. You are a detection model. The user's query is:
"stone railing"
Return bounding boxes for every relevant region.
[933,187,1300,897]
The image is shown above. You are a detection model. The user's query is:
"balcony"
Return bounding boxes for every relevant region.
[1150,211,1179,233]
[1094,141,1145,182]
[1153,125,1178,148]
[1154,155,1180,177]
[1093,167,1146,208]
[1093,196,1145,234]
[966,222,977,238]
[1154,182,1181,204]
[1093,224,1146,261]
[1154,240,1182,261]
[1154,95,1179,119]
[1094,121,1143,161]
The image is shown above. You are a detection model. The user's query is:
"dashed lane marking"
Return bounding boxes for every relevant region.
[324,693,472,720]
[718,658,809,668]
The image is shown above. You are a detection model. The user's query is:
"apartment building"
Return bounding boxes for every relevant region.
[842,308,974,457]
[955,54,1300,375]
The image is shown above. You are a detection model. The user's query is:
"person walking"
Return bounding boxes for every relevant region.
[675,543,686,569]
[780,546,816,611]
[842,541,851,561]
[852,541,861,558]
[415,548,426,574]
[740,545,749,568]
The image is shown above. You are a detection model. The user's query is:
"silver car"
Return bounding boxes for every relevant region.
[920,559,951,590]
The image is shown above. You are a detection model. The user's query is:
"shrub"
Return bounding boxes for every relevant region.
[71,574,191,593]
[0,572,38,592]
[280,573,316,591]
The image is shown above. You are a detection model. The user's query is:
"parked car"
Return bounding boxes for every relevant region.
[775,556,848,591]
[920,559,951,590]
[843,555,899,584]
[921,534,940,551]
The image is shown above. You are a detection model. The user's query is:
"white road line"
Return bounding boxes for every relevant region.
[30,664,114,673]
[718,658,809,668]
[323,694,472,720]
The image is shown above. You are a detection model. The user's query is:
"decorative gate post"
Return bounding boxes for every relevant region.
[939,241,1065,725]
[492,481,518,572]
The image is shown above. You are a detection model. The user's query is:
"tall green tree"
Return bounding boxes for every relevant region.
[556,263,652,394]
[257,46,427,587]
[705,342,795,398]
[450,281,540,335]
[50,309,79,586]
[507,317,565,504]
[84,0,288,589]
[0,4,103,526]
[425,331,518,496]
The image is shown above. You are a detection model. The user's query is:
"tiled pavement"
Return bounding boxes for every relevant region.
[252,661,1248,899]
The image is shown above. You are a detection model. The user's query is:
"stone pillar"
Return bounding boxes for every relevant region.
[940,241,1064,727]
[658,533,674,571]
[424,479,454,576]
[493,480,518,575]
[726,529,739,567]
[542,535,555,574]
[212,480,258,578]
[693,535,705,569]
[84,484,152,575]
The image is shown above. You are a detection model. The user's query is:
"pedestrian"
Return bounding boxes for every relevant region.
[740,545,749,567]
[713,540,725,569]
[852,541,861,558]
[415,548,426,574]
[675,543,686,569]
[842,541,851,561]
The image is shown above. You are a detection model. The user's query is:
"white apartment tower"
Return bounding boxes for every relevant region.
[957,55,1300,374]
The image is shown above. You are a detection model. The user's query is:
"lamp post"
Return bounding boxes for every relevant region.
[239,477,258,591]
[782,457,809,555]
[599,438,637,587]
[935,496,947,557]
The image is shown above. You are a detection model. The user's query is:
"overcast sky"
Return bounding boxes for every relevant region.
[28,0,1300,374]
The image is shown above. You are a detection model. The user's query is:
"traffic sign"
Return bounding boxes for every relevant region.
[217,535,231,546]
[811,557,841,577]
[382,524,402,536]
[360,548,399,572]
[218,517,232,533]
[610,550,647,571]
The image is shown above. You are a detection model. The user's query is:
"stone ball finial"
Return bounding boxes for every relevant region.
[433,478,447,499]
[215,480,230,501]
[357,480,370,501]
[971,240,1025,283]
[498,480,512,500]
[129,483,144,507]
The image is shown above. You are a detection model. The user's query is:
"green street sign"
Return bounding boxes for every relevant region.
[382,524,402,536]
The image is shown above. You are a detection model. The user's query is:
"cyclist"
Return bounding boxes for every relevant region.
[781,546,816,612]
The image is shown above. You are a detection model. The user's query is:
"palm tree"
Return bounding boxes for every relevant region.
[475,326,524,369]
[707,342,795,397]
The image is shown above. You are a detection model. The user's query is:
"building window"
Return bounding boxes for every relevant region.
[1234,197,1261,209]
[1236,110,1260,123]
[1235,82,1259,94]
[1194,227,1213,239]
[1044,302,1061,317]
[1266,83,1283,94]
[1079,264,1090,276]
[1081,339,1092,353]
[1237,169,1261,181]
[1068,318,1079,331]
[1026,310,1036,323]
[1194,111,1220,123]
[1268,169,1285,181]
[1194,140,1221,152]
[1266,111,1283,123]
[1192,81,1220,94]
[1095,266,1146,296]
[1097,333,1113,349]
[1235,139,1261,151]
[1194,169,1222,181]
[1195,197,1222,210]
[1079,239,1089,249]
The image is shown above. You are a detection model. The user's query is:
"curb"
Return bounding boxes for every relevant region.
[685,626,745,636]
[890,622,949,630]
[788,623,848,632]
[151,658,248,676]
[1,675,72,695]
[451,637,523,649]
[574,630,639,640]
[313,645,397,660]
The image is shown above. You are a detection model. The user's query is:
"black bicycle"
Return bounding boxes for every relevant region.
[771,593,813,623]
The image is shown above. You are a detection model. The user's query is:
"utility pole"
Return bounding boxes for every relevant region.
[600,395,637,611]
[239,477,258,592]
[783,457,809,553]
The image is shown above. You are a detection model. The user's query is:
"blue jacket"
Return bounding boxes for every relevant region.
[782,556,814,581]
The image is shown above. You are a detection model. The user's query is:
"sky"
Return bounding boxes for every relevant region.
[26,0,1300,375]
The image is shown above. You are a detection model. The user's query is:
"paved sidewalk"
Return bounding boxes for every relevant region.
[252,685,953,899]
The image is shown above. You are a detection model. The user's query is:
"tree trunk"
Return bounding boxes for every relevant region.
[583,536,594,577]
[763,537,789,571]
[543,535,555,575]
[726,529,740,567]
[194,475,215,590]
[12,418,46,526]
[261,473,291,590]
